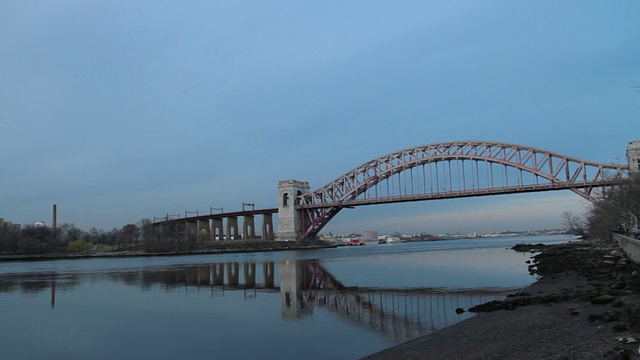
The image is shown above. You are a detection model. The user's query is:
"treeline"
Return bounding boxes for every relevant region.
[588,173,640,238]
[0,217,216,255]
[0,219,153,255]
[565,173,640,239]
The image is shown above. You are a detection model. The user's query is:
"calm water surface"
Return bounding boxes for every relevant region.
[0,234,574,359]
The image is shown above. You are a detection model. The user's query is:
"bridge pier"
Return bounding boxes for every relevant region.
[226,216,239,240]
[276,180,310,241]
[211,219,224,241]
[184,221,197,242]
[242,215,256,240]
[197,220,210,241]
[262,213,274,240]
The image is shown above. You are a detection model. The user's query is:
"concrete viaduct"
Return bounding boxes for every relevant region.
[154,208,277,241]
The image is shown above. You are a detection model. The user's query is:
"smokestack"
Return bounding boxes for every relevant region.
[52,204,57,239]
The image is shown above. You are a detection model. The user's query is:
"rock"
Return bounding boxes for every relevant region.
[611,299,624,308]
[610,282,626,290]
[455,307,465,314]
[590,295,616,305]
[603,349,631,360]
[589,311,621,322]
[618,337,638,344]
[468,300,503,313]
[613,324,630,332]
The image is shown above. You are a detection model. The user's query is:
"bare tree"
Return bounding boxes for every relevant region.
[585,173,640,239]
[562,211,587,237]
[121,224,140,250]
[59,223,85,246]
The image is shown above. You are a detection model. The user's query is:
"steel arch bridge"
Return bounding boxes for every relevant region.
[297,140,630,239]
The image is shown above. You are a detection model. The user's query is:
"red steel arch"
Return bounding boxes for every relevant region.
[297,141,629,239]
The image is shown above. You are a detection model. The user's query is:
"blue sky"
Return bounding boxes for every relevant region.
[1,1,638,235]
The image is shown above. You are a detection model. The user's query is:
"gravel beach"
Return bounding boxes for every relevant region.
[364,238,640,360]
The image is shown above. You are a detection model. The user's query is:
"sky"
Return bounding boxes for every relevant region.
[1,1,639,235]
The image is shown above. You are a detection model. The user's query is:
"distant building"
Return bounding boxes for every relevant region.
[362,231,378,241]
[0,218,21,233]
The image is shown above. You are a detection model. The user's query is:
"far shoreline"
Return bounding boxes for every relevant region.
[0,241,337,263]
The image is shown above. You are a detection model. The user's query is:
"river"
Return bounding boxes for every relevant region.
[0,234,574,359]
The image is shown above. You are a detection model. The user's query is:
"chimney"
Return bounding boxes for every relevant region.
[52,204,57,239]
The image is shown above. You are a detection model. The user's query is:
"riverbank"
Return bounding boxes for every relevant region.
[0,240,336,262]
[365,238,640,359]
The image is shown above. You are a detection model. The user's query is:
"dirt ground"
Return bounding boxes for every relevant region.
[364,238,640,360]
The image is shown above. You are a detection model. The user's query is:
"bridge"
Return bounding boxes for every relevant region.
[154,140,639,241]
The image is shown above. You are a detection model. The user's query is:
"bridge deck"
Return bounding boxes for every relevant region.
[154,208,277,225]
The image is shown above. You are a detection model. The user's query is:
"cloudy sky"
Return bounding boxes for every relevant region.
[1,1,638,235]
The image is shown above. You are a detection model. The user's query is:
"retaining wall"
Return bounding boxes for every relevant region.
[613,233,640,264]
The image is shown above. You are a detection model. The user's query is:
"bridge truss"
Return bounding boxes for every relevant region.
[298,141,629,239]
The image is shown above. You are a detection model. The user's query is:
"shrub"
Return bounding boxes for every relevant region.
[67,239,93,253]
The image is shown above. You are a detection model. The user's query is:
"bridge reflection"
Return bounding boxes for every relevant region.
[0,260,511,342]
[277,260,507,341]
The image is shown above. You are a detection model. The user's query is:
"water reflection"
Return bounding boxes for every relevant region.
[0,259,509,343]
[278,260,507,342]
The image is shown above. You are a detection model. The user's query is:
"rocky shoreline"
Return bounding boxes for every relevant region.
[365,238,640,359]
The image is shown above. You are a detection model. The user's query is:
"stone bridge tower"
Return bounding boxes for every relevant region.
[628,140,640,174]
[276,180,310,241]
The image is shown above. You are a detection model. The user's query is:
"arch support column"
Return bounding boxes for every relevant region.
[628,141,640,174]
[276,180,310,241]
